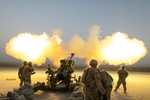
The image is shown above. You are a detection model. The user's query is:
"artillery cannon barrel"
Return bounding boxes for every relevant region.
[69,53,75,60]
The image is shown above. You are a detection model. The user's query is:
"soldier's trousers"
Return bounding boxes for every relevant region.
[19,76,25,86]
[115,79,126,92]
[102,92,111,100]
[102,86,112,100]
[84,86,102,100]
[24,77,31,84]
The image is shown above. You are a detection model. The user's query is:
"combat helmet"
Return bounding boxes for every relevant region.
[90,59,98,66]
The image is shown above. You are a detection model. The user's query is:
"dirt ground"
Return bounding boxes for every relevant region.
[0,68,150,100]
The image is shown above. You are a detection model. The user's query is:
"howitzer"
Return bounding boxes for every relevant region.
[66,53,75,66]
[70,53,75,60]
[71,75,81,83]
[65,53,75,74]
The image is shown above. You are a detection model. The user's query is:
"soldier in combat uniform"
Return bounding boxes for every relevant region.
[114,65,129,93]
[18,61,27,86]
[81,59,106,100]
[23,62,35,84]
[64,60,74,88]
[52,59,67,87]
[99,66,113,100]
[45,64,55,87]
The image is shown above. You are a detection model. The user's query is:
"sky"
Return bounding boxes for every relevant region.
[0,0,150,67]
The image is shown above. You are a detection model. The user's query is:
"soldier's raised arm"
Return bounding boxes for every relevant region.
[28,62,35,74]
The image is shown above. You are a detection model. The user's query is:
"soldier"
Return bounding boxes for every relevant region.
[81,59,106,100]
[18,61,27,86]
[53,59,67,87]
[64,60,74,88]
[45,64,55,87]
[114,65,129,93]
[64,53,75,88]
[99,67,113,100]
[23,62,35,84]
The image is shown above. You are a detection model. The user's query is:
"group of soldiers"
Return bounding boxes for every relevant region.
[18,59,74,89]
[18,58,128,100]
[45,59,75,88]
[18,61,35,86]
[45,53,75,88]
[81,59,129,100]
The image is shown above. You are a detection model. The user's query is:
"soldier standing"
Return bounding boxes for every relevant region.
[64,60,74,88]
[23,62,35,84]
[99,69,113,100]
[81,59,106,100]
[18,61,27,86]
[114,65,129,93]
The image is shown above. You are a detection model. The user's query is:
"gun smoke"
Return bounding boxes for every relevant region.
[5,25,147,67]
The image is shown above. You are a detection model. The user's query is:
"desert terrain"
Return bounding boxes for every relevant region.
[0,67,150,100]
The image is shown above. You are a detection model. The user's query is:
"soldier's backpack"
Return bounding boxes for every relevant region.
[81,68,96,88]
[99,70,113,87]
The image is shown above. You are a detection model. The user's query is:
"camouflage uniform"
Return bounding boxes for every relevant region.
[114,66,129,93]
[53,59,67,87]
[18,61,27,86]
[23,62,35,84]
[45,64,55,86]
[82,59,106,100]
[55,59,67,81]
[100,70,113,100]
[64,60,74,88]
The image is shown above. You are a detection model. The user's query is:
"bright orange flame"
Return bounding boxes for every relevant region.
[100,32,147,65]
[69,26,147,66]
[5,26,147,66]
[5,32,63,66]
